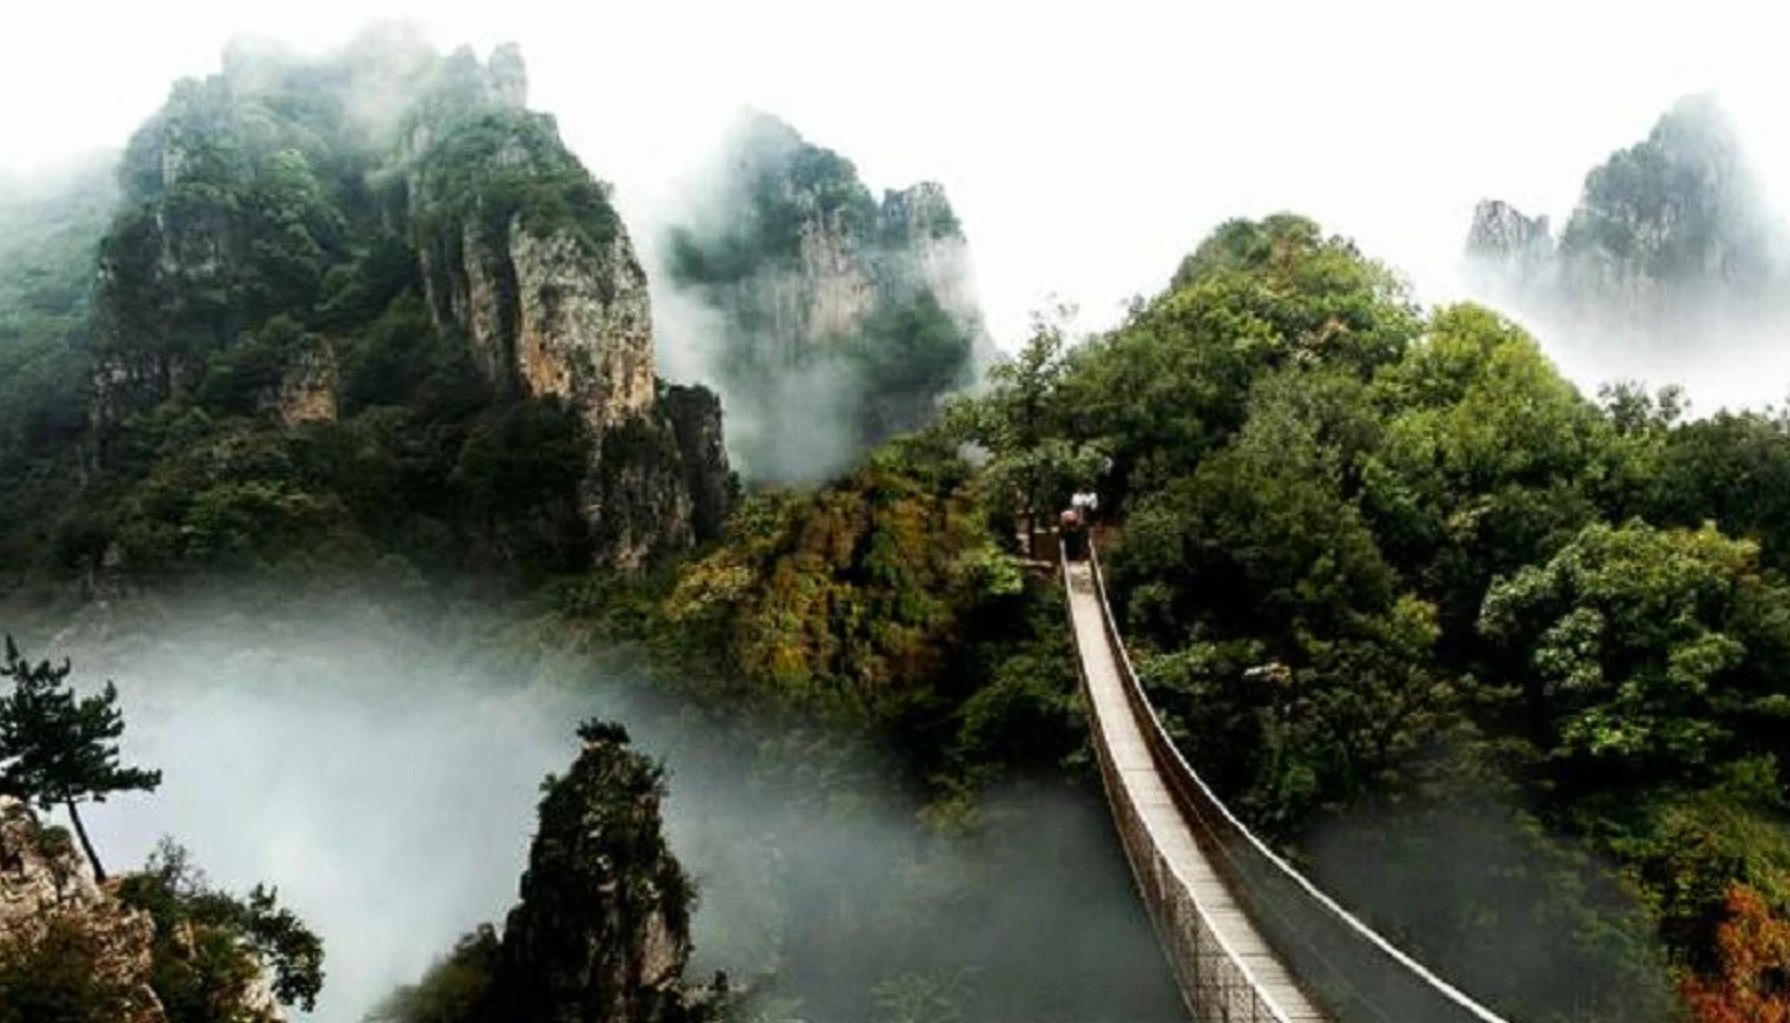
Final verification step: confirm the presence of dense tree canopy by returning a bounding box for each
[1481,521,1790,785]
[911,214,1790,1021]
[638,211,1790,1021]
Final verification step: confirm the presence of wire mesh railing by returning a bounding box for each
[1068,538,1515,1023]
[1075,598,1295,1022]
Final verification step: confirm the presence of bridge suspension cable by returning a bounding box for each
[1064,539,1515,1023]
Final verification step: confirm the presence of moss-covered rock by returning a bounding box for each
[491,720,712,1023]
[377,723,721,1023]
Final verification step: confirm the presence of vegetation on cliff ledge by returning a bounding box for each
[0,641,323,1023]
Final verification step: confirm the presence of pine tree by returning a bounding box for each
[0,635,161,881]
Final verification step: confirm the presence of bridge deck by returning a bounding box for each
[1066,559,1327,1023]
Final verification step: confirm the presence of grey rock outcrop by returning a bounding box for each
[0,797,166,1023]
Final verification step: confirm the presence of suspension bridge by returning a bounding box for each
[1064,539,1515,1023]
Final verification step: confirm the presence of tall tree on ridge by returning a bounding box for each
[0,635,161,881]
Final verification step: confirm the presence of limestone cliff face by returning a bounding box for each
[879,181,980,322]
[419,211,658,433]
[88,37,732,570]
[512,226,656,429]
[0,797,164,1022]
[92,63,348,428]
[677,116,979,353]
[772,214,878,347]
[664,112,983,481]
[270,335,339,426]
[406,74,730,566]
[1463,95,1790,331]
[489,722,715,1023]
[92,171,237,419]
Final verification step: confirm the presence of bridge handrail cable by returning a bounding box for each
[1081,537,1513,1023]
[1069,547,1297,1022]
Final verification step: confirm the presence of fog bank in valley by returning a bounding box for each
[60,610,595,1022]
[30,600,1179,1023]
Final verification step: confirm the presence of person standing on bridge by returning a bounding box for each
[1071,488,1101,556]
[1060,503,1087,561]
[1071,489,1099,527]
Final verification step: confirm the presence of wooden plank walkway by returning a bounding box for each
[1065,559,1329,1023]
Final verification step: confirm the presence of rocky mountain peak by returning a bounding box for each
[1463,93,1790,330]
[1466,199,1551,263]
[880,180,962,244]
[1464,199,1555,296]
[86,38,732,573]
[489,720,717,1023]
[487,43,529,110]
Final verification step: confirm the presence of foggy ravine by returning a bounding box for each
[647,266,875,483]
[36,601,1181,1023]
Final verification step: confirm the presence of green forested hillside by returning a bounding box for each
[656,215,1790,1022]
[0,159,118,578]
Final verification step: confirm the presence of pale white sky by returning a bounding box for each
[6,0,1790,348]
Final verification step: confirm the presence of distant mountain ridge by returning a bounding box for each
[1465,95,1790,333]
[662,111,985,481]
